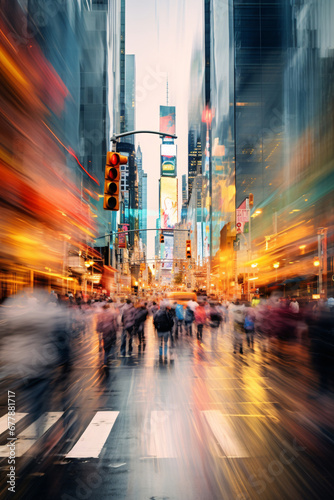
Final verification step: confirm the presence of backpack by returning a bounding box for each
[175,304,184,321]
[244,315,254,330]
[154,310,173,332]
[185,308,194,324]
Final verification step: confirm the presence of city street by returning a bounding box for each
[0,317,332,500]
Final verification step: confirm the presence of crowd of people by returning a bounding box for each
[0,289,333,393]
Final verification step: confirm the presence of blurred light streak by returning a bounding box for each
[42,122,100,186]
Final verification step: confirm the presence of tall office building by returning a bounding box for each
[124,55,136,145]
[181,174,188,221]
[188,130,202,201]
[80,1,110,236]
[120,0,126,134]
[117,142,138,247]
[182,174,187,205]
[233,0,287,209]
[137,145,147,251]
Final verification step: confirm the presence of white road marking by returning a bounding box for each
[148,411,177,458]
[0,413,28,435]
[203,410,250,458]
[66,411,119,459]
[0,412,63,457]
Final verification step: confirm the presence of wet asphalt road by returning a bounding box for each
[0,315,333,500]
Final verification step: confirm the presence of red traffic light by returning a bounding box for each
[107,152,128,166]
[110,153,119,165]
[103,151,127,211]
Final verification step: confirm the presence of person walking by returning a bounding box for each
[231,299,245,355]
[184,304,195,336]
[289,297,300,314]
[209,302,222,348]
[195,301,207,340]
[97,302,118,365]
[121,299,136,356]
[153,302,174,363]
[244,307,255,350]
[175,302,185,338]
[134,302,148,352]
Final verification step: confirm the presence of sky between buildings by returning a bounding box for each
[126,0,203,259]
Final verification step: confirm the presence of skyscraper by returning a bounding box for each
[137,145,147,250]
[188,129,202,201]
[181,174,188,221]
[120,0,126,134]
[124,55,136,145]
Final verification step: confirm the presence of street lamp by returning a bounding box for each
[314,258,320,294]
[273,262,279,281]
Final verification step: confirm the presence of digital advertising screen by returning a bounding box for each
[159,106,176,135]
[160,177,178,229]
[160,142,177,177]
[161,156,176,177]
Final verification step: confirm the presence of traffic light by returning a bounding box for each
[160,233,164,243]
[103,152,127,211]
[186,240,191,259]
[249,193,254,207]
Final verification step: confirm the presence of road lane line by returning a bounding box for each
[148,411,177,458]
[0,413,27,436]
[0,412,63,457]
[203,410,250,458]
[66,411,119,459]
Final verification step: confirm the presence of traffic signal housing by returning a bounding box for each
[160,233,164,244]
[103,152,127,211]
[186,240,191,259]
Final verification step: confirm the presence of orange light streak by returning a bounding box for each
[42,122,100,186]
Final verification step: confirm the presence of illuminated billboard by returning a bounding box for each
[161,143,177,157]
[160,106,176,135]
[160,142,177,177]
[160,177,178,229]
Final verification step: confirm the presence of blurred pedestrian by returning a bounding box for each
[0,290,61,445]
[289,297,300,314]
[97,302,118,365]
[209,302,222,348]
[134,302,148,352]
[195,301,207,340]
[121,299,136,356]
[185,304,195,336]
[307,301,334,393]
[153,302,174,363]
[255,297,270,352]
[170,302,177,346]
[231,299,245,355]
[244,307,255,350]
[175,302,185,338]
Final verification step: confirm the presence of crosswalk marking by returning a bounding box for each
[0,410,259,460]
[65,411,119,459]
[0,412,63,457]
[202,410,250,458]
[0,413,28,436]
[148,411,177,458]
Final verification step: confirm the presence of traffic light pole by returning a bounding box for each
[95,228,190,240]
[111,130,177,150]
